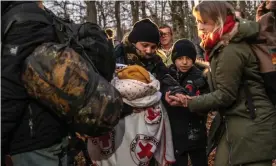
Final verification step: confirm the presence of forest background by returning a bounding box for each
[44,0,263,42]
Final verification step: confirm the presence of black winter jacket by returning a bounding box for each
[163,65,209,154]
[114,42,168,81]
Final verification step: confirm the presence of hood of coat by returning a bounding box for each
[231,19,260,43]
[209,19,259,59]
[219,19,259,45]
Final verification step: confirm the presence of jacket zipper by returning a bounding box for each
[225,119,233,166]
[28,105,35,138]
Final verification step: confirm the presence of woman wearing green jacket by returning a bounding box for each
[165,1,276,166]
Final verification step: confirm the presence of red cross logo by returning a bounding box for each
[146,108,160,121]
[130,134,158,165]
[185,84,193,93]
[137,142,153,159]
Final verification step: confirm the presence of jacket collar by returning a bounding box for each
[209,22,239,60]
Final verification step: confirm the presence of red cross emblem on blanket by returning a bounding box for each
[130,134,158,165]
[137,142,153,159]
[91,129,115,156]
[145,106,161,124]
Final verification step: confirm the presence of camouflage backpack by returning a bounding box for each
[2,2,123,137]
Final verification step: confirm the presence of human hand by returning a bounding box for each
[175,94,193,107]
[165,91,183,107]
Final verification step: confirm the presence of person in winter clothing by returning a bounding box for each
[165,2,276,166]
[163,39,209,166]
[255,0,276,105]
[115,18,168,81]
[2,2,122,166]
[156,24,174,66]
[88,65,175,166]
[2,2,68,166]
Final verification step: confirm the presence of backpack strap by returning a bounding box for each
[3,12,52,39]
[2,5,68,44]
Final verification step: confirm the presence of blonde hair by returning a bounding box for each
[193,1,235,37]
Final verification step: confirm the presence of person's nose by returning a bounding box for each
[182,57,187,64]
[145,47,152,54]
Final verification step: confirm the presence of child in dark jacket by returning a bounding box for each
[163,39,209,166]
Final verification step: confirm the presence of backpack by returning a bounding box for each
[2,2,123,137]
[250,9,276,105]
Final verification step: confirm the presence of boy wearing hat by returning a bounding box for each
[163,39,209,166]
[115,18,168,81]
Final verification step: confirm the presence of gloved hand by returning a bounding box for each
[168,85,187,96]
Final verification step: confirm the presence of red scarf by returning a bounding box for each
[201,15,236,61]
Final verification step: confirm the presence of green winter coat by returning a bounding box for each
[188,19,276,165]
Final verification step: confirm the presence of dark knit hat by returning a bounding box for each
[171,39,197,63]
[128,19,160,45]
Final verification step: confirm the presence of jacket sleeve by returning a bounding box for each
[155,57,169,81]
[261,71,276,105]
[198,76,210,95]
[188,47,244,113]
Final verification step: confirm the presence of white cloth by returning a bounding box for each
[111,73,161,107]
[87,73,175,166]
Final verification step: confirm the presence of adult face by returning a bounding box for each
[159,27,173,46]
[134,41,157,59]
[195,16,216,41]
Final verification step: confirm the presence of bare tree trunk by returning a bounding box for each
[180,1,186,38]
[63,1,69,19]
[97,1,107,28]
[169,1,185,39]
[169,1,177,37]
[130,1,139,25]
[86,1,97,23]
[239,1,247,17]
[115,1,123,41]
[160,1,167,25]
[190,0,197,40]
[155,1,158,17]
[79,2,85,23]
[141,1,147,19]
[147,1,159,25]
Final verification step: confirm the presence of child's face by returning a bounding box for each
[175,56,193,73]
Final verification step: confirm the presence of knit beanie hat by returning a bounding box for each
[171,39,197,63]
[128,19,160,45]
[117,65,151,84]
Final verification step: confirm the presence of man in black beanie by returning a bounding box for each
[163,39,209,166]
[114,19,171,166]
[115,18,168,81]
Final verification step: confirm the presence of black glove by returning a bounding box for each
[168,85,187,96]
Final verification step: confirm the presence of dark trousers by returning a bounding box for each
[11,137,68,166]
[173,148,208,166]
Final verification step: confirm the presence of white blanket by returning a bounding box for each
[87,73,175,166]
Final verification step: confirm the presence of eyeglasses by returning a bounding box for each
[160,32,171,37]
